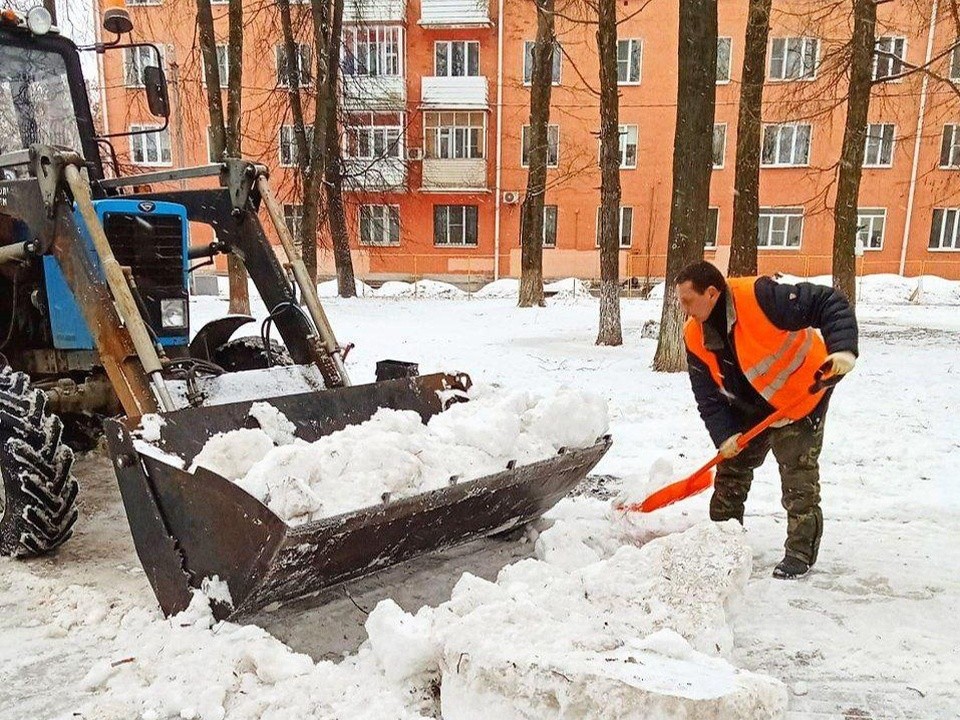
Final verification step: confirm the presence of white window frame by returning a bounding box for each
[618,125,638,169]
[523,40,562,85]
[276,43,313,87]
[201,45,229,88]
[434,205,479,246]
[863,123,895,168]
[595,206,634,248]
[705,207,720,248]
[617,39,642,85]
[434,40,480,77]
[346,123,403,160]
[129,124,172,167]
[283,204,304,243]
[856,208,885,251]
[873,36,907,82]
[279,125,313,167]
[424,112,486,160]
[758,208,804,249]
[521,124,559,167]
[521,205,558,248]
[929,208,960,250]
[939,124,960,168]
[717,37,732,84]
[360,205,401,246]
[761,123,812,167]
[713,123,727,169]
[769,37,819,81]
[343,26,403,77]
[124,45,164,88]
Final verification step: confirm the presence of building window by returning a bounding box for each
[873,36,906,81]
[758,208,803,248]
[434,205,478,246]
[705,207,719,248]
[343,27,402,77]
[124,46,163,88]
[279,125,312,166]
[521,205,558,248]
[435,41,479,77]
[939,124,960,168]
[717,37,732,83]
[345,114,403,159]
[769,37,818,80]
[861,123,895,167]
[951,42,960,81]
[201,45,229,87]
[284,204,304,240]
[761,123,811,166]
[617,39,642,84]
[521,125,559,167]
[595,206,633,248]
[856,208,885,251]
[523,41,561,85]
[713,123,727,168]
[129,125,172,166]
[424,112,485,159]
[360,205,400,246]
[618,125,638,168]
[930,208,960,250]
[276,43,312,87]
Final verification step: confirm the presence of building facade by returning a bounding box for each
[99,0,960,282]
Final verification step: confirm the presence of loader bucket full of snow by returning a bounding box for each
[104,373,611,620]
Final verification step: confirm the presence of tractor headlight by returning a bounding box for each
[160,298,187,328]
[26,6,52,35]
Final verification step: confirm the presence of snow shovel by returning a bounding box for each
[615,364,841,514]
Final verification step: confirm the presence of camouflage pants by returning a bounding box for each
[710,417,825,566]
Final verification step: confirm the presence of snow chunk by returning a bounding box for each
[366,599,438,683]
[200,576,233,611]
[190,428,276,480]
[249,402,299,446]
[137,413,166,442]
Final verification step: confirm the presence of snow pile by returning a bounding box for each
[474,278,520,298]
[189,387,609,524]
[548,277,594,305]
[375,280,467,299]
[316,278,373,297]
[364,517,788,719]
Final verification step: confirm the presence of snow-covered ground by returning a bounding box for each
[2,276,958,719]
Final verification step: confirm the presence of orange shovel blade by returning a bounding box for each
[637,467,716,513]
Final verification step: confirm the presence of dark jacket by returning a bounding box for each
[687,276,859,446]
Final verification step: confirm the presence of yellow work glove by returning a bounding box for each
[719,433,743,459]
[823,351,857,377]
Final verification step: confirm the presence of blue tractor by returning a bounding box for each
[0,4,609,620]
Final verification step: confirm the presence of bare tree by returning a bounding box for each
[323,0,357,297]
[728,0,771,277]
[595,0,622,345]
[653,0,717,371]
[518,0,556,308]
[196,0,249,313]
[832,0,877,304]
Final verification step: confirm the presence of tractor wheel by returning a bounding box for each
[212,337,293,373]
[0,366,79,557]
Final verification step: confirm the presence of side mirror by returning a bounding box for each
[143,65,170,118]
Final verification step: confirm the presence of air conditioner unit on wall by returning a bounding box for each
[502,191,520,204]
[406,147,423,161]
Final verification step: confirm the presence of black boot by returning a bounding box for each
[773,555,810,579]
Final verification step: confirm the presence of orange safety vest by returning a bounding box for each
[684,276,828,420]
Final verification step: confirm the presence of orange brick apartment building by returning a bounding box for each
[98,0,960,282]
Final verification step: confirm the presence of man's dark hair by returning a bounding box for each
[674,261,726,294]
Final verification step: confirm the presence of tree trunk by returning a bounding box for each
[323,0,357,298]
[196,0,225,157]
[833,0,876,305]
[729,0,770,277]
[225,0,249,313]
[653,0,717,371]
[518,0,555,308]
[596,0,622,346]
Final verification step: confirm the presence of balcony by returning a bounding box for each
[419,0,490,27]
[343,157,407,191]
[422,159,486,190]
[341,75,406,110]
[342,0,406,22]
[420,76,488,109]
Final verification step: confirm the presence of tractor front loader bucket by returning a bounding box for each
[104,372,611,620]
